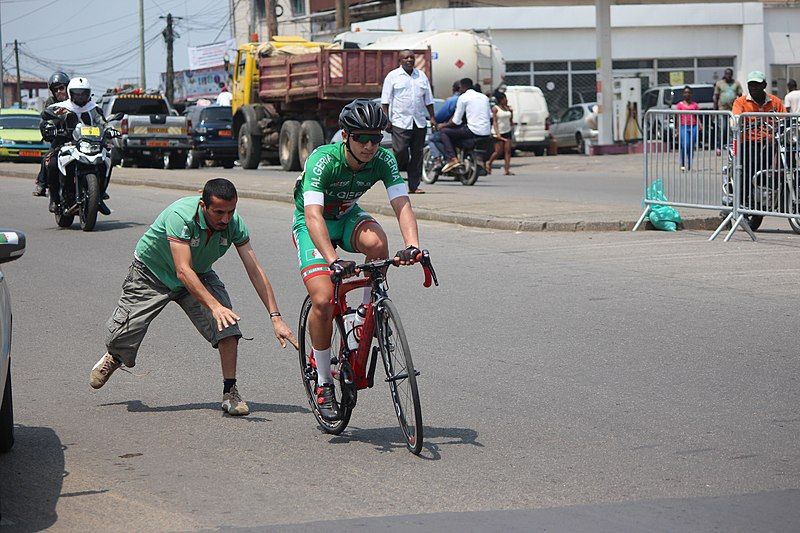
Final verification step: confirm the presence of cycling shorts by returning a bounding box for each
[292,207,376,283]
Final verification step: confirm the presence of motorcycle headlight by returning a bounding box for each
[78,140,101,155]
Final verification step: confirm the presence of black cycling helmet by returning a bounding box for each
[48,71,70,94]
[338,99,388,132]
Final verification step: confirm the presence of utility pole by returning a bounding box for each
[139,0,146,89]
[14,40,21,106]
[0,4,5,108]
[160,13,182,105]
[266,0,278,40]
[335,0,349,32]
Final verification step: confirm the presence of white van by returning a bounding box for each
[503,86,550,155]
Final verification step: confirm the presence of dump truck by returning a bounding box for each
[231,36,432,171]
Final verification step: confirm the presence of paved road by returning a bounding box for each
[1,178,798,531]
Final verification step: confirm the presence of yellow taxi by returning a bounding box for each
[0,108,49,162]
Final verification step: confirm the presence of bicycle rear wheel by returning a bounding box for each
[298,295,353,434]
[377,299,423,454]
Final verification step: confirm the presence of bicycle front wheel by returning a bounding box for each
[377,299,423,454]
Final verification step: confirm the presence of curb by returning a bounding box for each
[2,170,724,233]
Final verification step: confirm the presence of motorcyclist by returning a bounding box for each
[42,77,112,215]
[33,71,70,197]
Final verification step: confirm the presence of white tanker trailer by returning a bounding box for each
[335,30,506,99]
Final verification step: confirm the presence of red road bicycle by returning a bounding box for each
[298,251,438,454]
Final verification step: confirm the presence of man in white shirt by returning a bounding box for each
[381,50,437,193]
[784,79,800,112]
[216,84,233,106]
[438,78,492,173]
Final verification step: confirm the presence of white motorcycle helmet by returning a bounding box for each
[67,77,92,107]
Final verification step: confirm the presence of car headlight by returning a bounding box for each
[0,138,14,146]
[78,140,101,155]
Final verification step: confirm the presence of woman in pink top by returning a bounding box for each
[675,86,700,170]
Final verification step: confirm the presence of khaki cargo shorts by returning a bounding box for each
[105,259,242,367]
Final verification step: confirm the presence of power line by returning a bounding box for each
[2,0,59,25]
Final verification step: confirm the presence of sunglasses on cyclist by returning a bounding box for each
[350,133,383,145]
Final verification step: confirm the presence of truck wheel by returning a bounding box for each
[279,120,301,171]
[186,150,202,169]
[298,121,324,166]
[238,123,261,170]
[164,152,186,170]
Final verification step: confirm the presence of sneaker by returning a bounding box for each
[32,183,46,197]
[221,384,250,416]
[49,198,59,213]
[315,383,340,421]
[90,352,121,389]
[98,200,111,216]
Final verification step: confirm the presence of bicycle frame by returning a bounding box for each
[325,253,438,391]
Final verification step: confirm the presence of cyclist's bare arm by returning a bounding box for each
[390,196,420,249]
[170,240,240,331]
[304,204,340,264]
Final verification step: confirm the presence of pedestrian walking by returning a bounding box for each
[713,68,743,154]
[784,79,800,112]
[676,86,699,171]
[381,49,437,194]
[90,178,298,416]
[485,92,515,175]
[216,84,233,106]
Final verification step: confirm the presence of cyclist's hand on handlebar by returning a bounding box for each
[395,245,421,265]
[329,259,357,279]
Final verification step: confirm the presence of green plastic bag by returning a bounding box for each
[645,179,682,232]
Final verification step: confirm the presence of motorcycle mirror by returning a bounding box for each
[110,112,124,121]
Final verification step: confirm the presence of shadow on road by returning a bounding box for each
[0,425,65,531]
[100,399,309,415]
[328,425,482,459]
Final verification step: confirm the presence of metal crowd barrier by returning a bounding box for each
[724,112,800,240]
[634,109,800,241]
[633,109,735,239]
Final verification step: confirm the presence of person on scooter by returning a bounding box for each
[43,77,111,215]
[437,78,492,173]
[33,71,70,197]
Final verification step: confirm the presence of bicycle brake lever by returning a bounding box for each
[420,250,439,287]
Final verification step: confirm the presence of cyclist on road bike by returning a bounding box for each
[292,99,423,421]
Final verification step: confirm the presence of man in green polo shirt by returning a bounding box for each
[90,178,298,416]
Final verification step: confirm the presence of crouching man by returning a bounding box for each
[90,178,298,416]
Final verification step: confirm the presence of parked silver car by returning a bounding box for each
[549,103,598,153]
[1,229,26,452]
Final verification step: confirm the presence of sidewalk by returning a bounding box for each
[0,154,722,232]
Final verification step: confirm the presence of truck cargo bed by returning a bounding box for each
[257,48,431,102]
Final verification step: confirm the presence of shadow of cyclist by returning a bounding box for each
[327,425,482,460]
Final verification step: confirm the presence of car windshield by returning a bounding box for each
[665,87,714,105]
[110,98,170,115]
[0,116,41,129]
[201,107,231,122]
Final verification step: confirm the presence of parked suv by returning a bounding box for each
[642,84,715,141]
[1,229,26,453]
[185,105,237,169]
[642,84,715,113]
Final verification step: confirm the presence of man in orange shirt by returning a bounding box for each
[732,71,786,209]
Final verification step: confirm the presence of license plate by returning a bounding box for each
[19,150,41,157]
[80,126,100,136]
[218,130,232,137]
[146,140,169,147]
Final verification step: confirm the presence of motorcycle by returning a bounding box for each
[42,110,123,231]
[421,135,492,186]
[722,117,800,234]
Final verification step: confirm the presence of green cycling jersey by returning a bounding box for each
[293,142,407,220]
